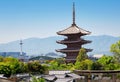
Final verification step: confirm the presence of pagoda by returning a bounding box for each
[56,3,92,63]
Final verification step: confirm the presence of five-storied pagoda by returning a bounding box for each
[56,3,92,63]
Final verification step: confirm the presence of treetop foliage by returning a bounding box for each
[76,48,88,62]
[110,40,120,62]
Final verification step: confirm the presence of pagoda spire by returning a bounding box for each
[72,2,76,26]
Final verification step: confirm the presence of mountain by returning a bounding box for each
[84,35,120,55]
[29,56,55,61]
[45,52,63,58]
[0,35,119,55]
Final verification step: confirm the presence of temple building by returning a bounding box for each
[56,3,92,62]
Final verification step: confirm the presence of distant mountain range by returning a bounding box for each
[0,35,119,56]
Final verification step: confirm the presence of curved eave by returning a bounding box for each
[57,24,91,36]
[86,49,93,52]
[65,59,76,61]
[56,49,79,53]
[56,40,92,44]
[57,31,91,36]
[56,48,92,53]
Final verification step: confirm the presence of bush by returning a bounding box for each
[28,61,47,74]
[0,57,27,77]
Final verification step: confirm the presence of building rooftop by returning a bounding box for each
[56,48,92,53]
[56,39,91,44]
[57,24,91,35]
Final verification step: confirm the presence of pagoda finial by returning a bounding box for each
[72,2,76,26]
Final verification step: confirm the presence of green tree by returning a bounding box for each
[48,60,59,70]
[18,62,28,73]
[48,58,66,70]
[75,59,93,70]
[0,57,28,77]
[76,48,88,62]
[0,57,20,77]
[91,62,103,70]
[97,55,115,70]
[67,63,75,71]
[74,48,92,70]
[0,56,3,62]
[110,40,120,62]
[0,64,12,77]
[28,61,47,74]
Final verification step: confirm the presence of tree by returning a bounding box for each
[74,48,91,70]
[48,58,66,70]
[48,60,59,70]
[28,61,43,74]
[75,59,93,70]
[91,62,103,70]
[110,40,120,62]
[0,57,23,77]
[27,61,48,74]
[0,64,12,77]
[0,57,29,77]
[76,48,88,62]
[97,55,115,70]
[0,56,3,62]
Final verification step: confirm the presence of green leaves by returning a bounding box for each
[110,40,120,62]
[97,55,116,70]
[27,61,48,74]
[0,57,25,77]
[75,59,93,70]
[76,48,88,62]
[0,56,3,62]
[0,56,48,77]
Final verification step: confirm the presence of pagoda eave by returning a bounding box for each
[65,59,76,61]
[56,40,92,44]
[56,48,92,53]
[86,49,93,52]
[56,49,79,53]
[57,32,91,36]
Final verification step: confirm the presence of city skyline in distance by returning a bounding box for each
[0,0,120,43]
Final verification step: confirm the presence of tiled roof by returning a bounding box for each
[57,25,91,35]
[56,49,80,53]
[56,48,92,53]
[56,39,92,44]
[43,75,56,81]
[67,73,81,79]
[49,71,71,75]
[55,78,73,82]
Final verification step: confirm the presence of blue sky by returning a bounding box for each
[0,0,120,43]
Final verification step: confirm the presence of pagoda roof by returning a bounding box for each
[56,48,92,53]
[56,39,92,44]
[56,48,79,53]
[57,24,91,35]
